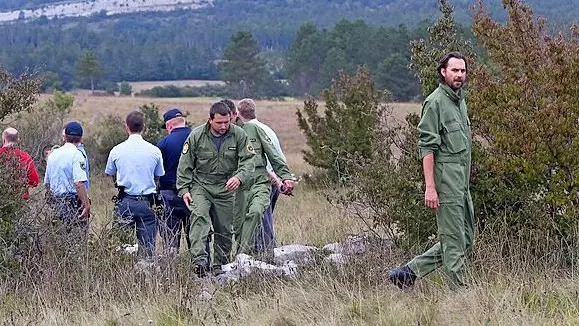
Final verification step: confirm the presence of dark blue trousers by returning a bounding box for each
[115,197,158,258]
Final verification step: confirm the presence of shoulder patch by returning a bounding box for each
[182,142,189,154]
[80,161,86,171]
[246,144,256,154]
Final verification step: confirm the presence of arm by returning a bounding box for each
[27,155,40,187]
[176,136,195,197]
[232,131,255,186]
[75,181,90,218]
[418,100,441,209]
[257,126,292,181]
[72,153,90,218]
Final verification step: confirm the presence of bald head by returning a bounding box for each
[2,127,19,145]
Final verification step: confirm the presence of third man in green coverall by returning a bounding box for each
[234,98,295,255]
[177,101,255,277]
[388,52,474,288]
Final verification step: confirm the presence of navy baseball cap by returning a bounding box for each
[64,121,83,137]
[162,108,183,128]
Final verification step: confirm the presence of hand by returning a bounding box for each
[424,186,439,209]
[78,205,90,219]
[226,176,241,192]
[270,175,281,186]
[281,179,295,194]
[182,192,192,209]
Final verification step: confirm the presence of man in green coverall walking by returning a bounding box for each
[234,98,295,256]
[177,101,255,277]
[388,52,474,288]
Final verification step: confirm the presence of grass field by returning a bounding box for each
[4,94,578,325]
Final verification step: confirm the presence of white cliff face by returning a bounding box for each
[0,0,213,23]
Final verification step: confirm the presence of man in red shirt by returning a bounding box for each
[0,127,39,199]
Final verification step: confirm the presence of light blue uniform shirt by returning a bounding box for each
[77,143,90,191]
[247,119,287,173]
[105,134,165,195]
[44,142,88,196]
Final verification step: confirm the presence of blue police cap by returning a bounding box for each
[163,108,183,122]
[64,121,83,137]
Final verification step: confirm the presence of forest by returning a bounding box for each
[0,0,575,99]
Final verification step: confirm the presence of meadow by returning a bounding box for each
[3,93,578,325]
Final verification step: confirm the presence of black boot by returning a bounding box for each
[388,265,417,289]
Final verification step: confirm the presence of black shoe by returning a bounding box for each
[194,263,210,278]
[212,265,224,276]
[388,265,417,289]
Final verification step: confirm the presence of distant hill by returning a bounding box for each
[0,0,211,23]
[0,0,575,93]
[0,0,577,26]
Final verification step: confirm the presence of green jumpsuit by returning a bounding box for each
[234,121,293,255]
[407,83,475,287]
[176,122,255,267]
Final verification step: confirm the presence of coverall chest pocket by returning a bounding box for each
[197,151,214,172]
[442,122,467,154]
[222,146,238,172]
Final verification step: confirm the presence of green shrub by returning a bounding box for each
[467,0,579,260]
[296,67,386,184]
[119,82,132,96]
[85,103,166,168]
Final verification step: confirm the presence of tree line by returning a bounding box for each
[0,0,574,100]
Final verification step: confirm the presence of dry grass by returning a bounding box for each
[7,94,577,325]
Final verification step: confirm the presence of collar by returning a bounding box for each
[63,142,78,149]
[172,126,190,133]
[128,134,143,140]
[439,83,466,103]
[233,116,244,126]
[247,118,259,124]
[2,143,16,148]
[204,122,232,138]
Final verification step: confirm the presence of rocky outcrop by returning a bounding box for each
[0,0,212,23]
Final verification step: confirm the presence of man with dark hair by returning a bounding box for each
[45,122,90,234]
[234,98,294,256]
[105,111,165,260]
[0,127,39,200]
[177,101,255,277]
[388,52,474,289]
[157,108,192,254]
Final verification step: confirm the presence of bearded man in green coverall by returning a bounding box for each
[234,98,295,256]
[177,101,255,277]
[388,52,474,288]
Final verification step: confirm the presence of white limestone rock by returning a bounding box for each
[274,244,318,265]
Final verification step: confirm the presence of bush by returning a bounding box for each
[119,82,132,96]
[83,114,126,169]
[136,84,230,98]
[85,103,166,168]
[296,67,386,184]
[467,0,579,260]
[15,91,74,167]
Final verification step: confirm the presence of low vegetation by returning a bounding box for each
[1,0,579,324]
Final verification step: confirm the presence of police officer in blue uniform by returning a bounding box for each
[157,108,192,254]
[44,121,91,234]
[105,111,165,259]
